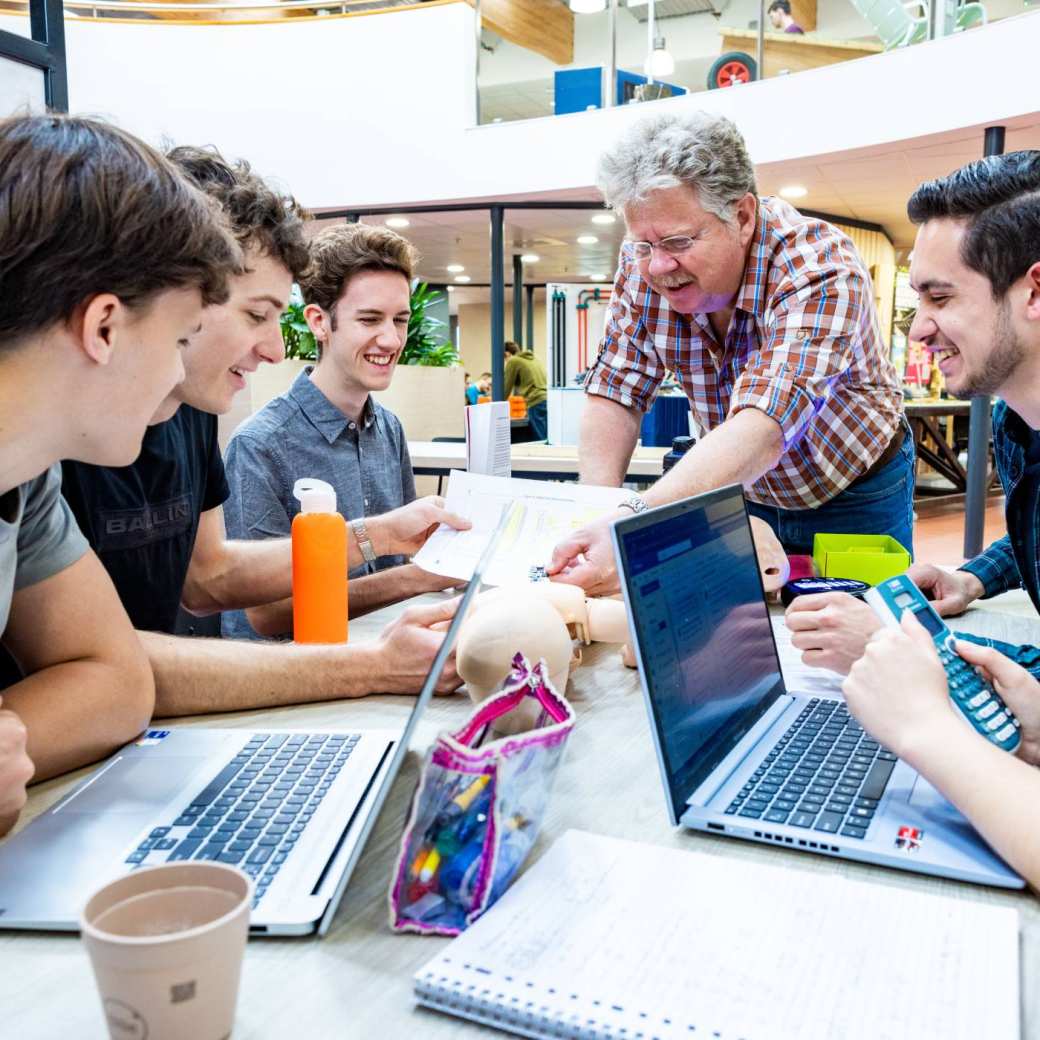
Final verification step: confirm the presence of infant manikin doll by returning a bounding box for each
[455,515,788,733]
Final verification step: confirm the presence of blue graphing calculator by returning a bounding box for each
[864,575,1022,753]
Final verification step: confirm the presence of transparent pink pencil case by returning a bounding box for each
[388,653,575,936]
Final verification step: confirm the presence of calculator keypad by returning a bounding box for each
[938,641,1021,752]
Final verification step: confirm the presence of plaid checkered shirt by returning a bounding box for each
[584,197,904,510]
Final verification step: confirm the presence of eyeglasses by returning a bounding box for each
[627,234,697,262]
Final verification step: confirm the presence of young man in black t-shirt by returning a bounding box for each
[61,148,469,717]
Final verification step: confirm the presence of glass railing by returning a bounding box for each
[1,0,1025,117]
[477,0,1029,124]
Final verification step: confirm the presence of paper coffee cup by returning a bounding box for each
[80,862,252,1040]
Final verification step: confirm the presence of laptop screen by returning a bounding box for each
[614,487,785,822]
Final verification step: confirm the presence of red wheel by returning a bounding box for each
[707,51,758,89]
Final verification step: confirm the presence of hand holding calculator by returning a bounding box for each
[864,575,1022,753]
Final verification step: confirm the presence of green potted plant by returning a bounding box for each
[280,284,318,361]
[401,282,460,367]
[374,282,464,439]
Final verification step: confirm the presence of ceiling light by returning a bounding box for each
[385,217,409,229]
[627,0,648,6]
[454,275,472,283]
[589,273,609,281]
[447,286,455,292]
[570,0,606,11]
[577,234,599,245]
[591,213,616,226]
[779,185,808,199]
[645,36,675,78]
[446,263,465,273]
[521,254,540,263]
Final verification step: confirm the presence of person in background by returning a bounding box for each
[549,110,907,596]
[465,372,479,406]
[786,152,1040,682]
[223,222,464,642]
[504,341,548,439]
[768,0,805,33]
[844,613,1040,889]
[0,114,240,823]
[59,148,466,719]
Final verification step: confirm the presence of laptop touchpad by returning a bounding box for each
[58,756,208,814]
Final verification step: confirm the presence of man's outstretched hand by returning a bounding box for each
[547,514,622,597]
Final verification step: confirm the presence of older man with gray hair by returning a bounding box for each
[549,110,909,595]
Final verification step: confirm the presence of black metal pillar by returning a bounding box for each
[963,125,1005,558]
[512,253,523,346]
[526,284,535,351]
[490,206,505,400]
[34,0,67,110]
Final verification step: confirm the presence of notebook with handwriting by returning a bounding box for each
[414,829,1019,1040]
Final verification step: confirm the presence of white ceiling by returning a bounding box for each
[310,114,1040,286]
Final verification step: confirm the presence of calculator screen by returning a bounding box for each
[913,605,945,637]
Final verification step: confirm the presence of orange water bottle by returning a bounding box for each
[291,478,348,643]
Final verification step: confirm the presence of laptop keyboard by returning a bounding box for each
[725,699,897,840]
[125,733,360,906]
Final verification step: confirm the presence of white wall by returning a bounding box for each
[1,54,46,115]
[63,3,475,209]
[52,4,1040,209]
[456,299,549,378]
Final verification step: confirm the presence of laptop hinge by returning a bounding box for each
[686,694,796,808]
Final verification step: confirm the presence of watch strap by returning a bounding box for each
[617,495,649,515]
[350,517,378,564]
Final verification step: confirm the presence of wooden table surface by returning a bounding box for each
[4,596,1038,1038]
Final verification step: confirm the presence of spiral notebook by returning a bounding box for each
[414,829,1019,1040]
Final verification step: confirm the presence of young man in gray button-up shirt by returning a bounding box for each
[223,223,458,640]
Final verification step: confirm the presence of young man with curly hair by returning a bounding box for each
[58,153,467,717]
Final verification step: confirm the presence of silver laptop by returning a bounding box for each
[612,485,1024,889]
[0,511,512,936]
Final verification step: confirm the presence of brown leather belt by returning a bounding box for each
[852,423,907,485]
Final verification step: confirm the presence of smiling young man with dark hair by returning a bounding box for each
[787,151,1040,679]
[0,114,240,828]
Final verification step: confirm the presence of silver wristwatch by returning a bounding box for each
[350,517,378,564]
[617,495,649,515]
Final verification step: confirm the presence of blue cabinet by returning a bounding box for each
[554,67,686,115]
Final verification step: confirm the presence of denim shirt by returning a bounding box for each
[957,400,1040,677]
[221,366,416,639]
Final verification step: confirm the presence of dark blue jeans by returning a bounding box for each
[746,429,916,558]
[527,400,548,441]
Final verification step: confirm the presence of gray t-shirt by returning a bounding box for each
[221,366,416,640]
[1,464,89,637]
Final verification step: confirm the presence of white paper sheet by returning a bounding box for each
[413,470,628,586]
[416,829,1020,1040]
[771,613,847,697]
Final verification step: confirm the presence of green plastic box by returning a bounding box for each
[811,533,911,586]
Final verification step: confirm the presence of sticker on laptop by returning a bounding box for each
[894,825,924,852]
[135,729,171,747]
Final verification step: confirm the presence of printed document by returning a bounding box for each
[414,470,628,586]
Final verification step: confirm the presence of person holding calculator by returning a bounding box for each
[844,612,1040,889]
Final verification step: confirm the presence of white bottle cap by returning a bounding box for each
[293,478,337,514]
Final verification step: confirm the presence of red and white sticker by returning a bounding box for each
[894,825,924,853]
